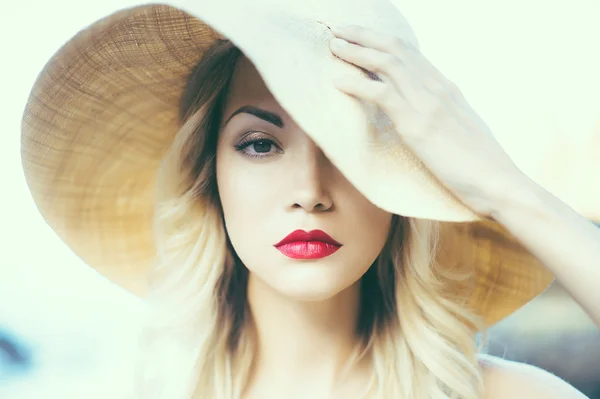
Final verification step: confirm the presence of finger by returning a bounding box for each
[330,37,402,78]
[330,37,421,105]
[332,74,410,117]
[330,26,456,101]
[330,25,415,58]
[333,74,439,143]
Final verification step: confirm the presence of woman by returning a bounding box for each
[20,1,599,398]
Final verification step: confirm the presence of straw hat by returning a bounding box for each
[21,0,571,327]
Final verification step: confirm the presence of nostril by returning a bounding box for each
[315,204,327,211]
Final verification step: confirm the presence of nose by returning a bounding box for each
[289,144,334,213]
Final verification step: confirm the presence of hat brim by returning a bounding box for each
[20,3,554,326]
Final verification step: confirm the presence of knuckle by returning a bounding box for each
[407,114,440,141]
[373,83,393,102]
[373,53,398,71]
[386,36,406,53]
[404,41,419,54]
[441,81,463,103]
[344,25,361,35]
[427,78,463,104]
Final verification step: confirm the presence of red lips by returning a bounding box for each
[274,229,342,259]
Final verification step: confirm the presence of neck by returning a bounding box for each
[243,273,365,396]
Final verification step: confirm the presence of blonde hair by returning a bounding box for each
[135,39,488,399]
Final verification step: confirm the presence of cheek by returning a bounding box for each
[217,158,253,235]
[344,199,394,269]
[216,153,279,258]
[364,206,394,245]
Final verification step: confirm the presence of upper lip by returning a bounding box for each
[274,229,342,247]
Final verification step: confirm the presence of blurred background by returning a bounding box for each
[1,0,598,398]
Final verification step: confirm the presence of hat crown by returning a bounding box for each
[20,0,555,323]
[174,0,419,48]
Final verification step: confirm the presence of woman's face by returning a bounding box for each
[216,57,393,301]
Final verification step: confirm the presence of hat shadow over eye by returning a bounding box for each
[18,0,565,330]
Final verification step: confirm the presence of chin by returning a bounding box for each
[279,286,344,302]
[271,266,361,302]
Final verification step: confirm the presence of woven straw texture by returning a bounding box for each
[21,1,557,326]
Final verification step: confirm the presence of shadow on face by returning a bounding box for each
[213,55,394,302]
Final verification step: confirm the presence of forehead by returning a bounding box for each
[222,56,281,116]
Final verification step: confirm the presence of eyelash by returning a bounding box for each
[234,132,283,159]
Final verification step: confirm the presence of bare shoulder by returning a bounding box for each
[478,353,590,399]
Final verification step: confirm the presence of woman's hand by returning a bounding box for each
[328,24,531,218]
[328,25,600,328]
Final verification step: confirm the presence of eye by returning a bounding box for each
[234,133,283,159]
[249,140,273,153]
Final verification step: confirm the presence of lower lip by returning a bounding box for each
[275,241,341,259]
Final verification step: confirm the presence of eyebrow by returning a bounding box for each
[223,105,284,128]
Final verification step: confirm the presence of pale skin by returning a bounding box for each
[217,56,387,399]
[214,25,598,399]
[327,24,600,329]
[331,26,600,399]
